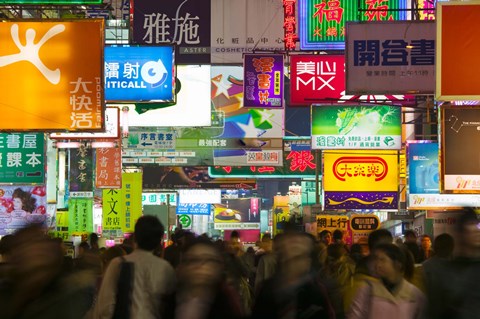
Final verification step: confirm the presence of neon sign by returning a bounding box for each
[332,156,388,182]
[283,0,298,50]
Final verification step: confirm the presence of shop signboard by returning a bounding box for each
[68,198,93,235]
[243,54,284,108]
[350,214,380,244]
[346,21,435,95]
[441,107,480,193]
[68,145,93,195]
[0,185,47,234]
[178,189,221,204]
[311,105,402,150]
[437,2,480,100]
[299,0,407,50]
[142,192,177,206]
[115,65,211,127]
[213,198,260,230]
[104,46,175,103]
[211,0,285,63]
[323,150,399,210]
[0,20,104,131]
[0,133,45,184]
[95,143,122,189]
[316,214,351,244]
[132,0,211,64]
[176,203,211,215]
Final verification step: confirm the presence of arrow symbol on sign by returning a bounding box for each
[327,196,394,206]
[141,142,153,147]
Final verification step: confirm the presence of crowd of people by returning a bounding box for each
[0,208,479,319]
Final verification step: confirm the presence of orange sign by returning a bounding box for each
[0,20,104,131]
[437,2,480,100]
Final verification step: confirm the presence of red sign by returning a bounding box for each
[283,0,298,50]
[290,55,345,105]
[332,156,388,182]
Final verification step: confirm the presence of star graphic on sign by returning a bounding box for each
[212,74,232,98]
[235,116,267,138]
[250,109,274,130]
[313,27,322,37]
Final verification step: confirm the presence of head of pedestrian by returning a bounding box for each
[134,215,165,252]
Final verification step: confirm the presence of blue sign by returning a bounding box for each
[176,203,211,215]
[408,142,439,194]
[104,46,175,102]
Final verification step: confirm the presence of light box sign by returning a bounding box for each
[0,185,47,235]
[418,0,436,20]
[178,189,221,204]
[113,65,211,127]
[132,0,211,64]
[243,54,284,108]
[104,46,175,102]
[311,105,401,150]
[299,0,407,50]
[289,55,415,105]
[323,150,398,210]
[214,198,260,230]
[408,140,480,207]
[441,107,480,193]
[176,203,211,215]
[0,133,45,184]
[346,21,435,95]
[436,2,480,101]
[0,20,104,131]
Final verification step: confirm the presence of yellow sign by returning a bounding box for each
[323,150,398,191]
[273,195,290,234]
[56,211,68,227]
[0,20,104,131]
[316,214,349,233]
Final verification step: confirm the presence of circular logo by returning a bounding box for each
[141,59,168,88]
[178,214,192,228]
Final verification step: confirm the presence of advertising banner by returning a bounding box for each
[211,0,285,63]
[437,2,480,100]
[214,198,260,230]
[114,65,211,127]
[323,150,398,210]
[316,214,351,243]
[408,142,439,195]
[441,107,480,193]
[142,192,177,206]
[50,107,119,140]
[243,54,284,108]
[178,189,221,204]
[68,146,93,194]
[102,172,142,235]
[0,20,104,131]
[299,0,407,50]
[176,203,211,215]
[0,185,47,234]
[68,198,93,235]
[0,133,45,184]
[132,0,211,64]
[346,21,435,95]
[95,143,122,189]
[350,214,380,243]
[104,46,175,102]
[312,105,402,150]
[273,195,290,234]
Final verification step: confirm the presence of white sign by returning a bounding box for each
[346,21,435,95]
[142,192,177,206]
[178,189,222,204]
[50,108,119,140]
[444,175,480,192]
[408,194,480,209]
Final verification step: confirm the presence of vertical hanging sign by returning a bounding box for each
[68,145,93,197]
[243,54,284,108]
[283,0,298,50]
[95,141,122,189]
[102,188,124,237]
[67,198,93,235]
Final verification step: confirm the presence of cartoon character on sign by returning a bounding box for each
[0,24,65,84]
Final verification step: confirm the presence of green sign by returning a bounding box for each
[178,214,192,229]
[311,105,401,150]
[299,0,407,50]
[0,133,45,184]
[0,0,102,4]
[68,198,93,235]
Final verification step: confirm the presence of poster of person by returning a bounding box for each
[0,185,47,234]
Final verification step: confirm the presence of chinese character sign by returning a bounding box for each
[316,215,350,243]
[323,150,398,209]
[95,143,122,189]
[0,133,45,184]
[67,198,93,235]
[132,0,211,64]
[102,188,123,233]
[176,203,211,215]
[243,54,284,108]
[299,0,407,50]
[311,105,401,150]
[0,185,47,234]
[418,0,436,20]
[290,55,345,105]
[104,46,175,102]
[0,20,104,131]
[346,21,435,95]
[350,214,379,243]
[284,0,298,50]
[68,145,93,192]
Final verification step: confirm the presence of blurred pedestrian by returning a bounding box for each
[418,235,433,263]
[347,243,426,319]
[403,230,421,264]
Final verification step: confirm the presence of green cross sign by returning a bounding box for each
[178,214,192,229]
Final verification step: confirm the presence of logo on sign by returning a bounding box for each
[0,24,65,84]
[332,156,388,182]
